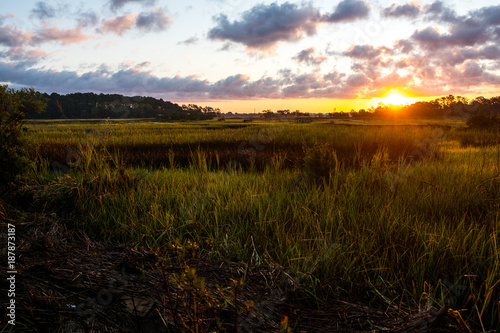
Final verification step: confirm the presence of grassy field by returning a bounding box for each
[24,118,500,331]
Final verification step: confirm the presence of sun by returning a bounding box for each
[372,88,416,107]
[383,92,413,105]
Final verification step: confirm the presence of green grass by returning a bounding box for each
[25,119,500,331]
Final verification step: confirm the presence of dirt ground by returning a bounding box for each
[1,191,465,333]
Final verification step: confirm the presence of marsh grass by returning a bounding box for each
[28,121,432,172]
[26,120,500,331]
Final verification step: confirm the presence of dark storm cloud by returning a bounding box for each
[31,2,56,20]
[383,3,420,18]
[208,2,321,50]
[322,0,370,23]
[108,0,157,12]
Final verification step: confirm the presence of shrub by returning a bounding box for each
[303,144,339,182]
[0,85,46,185]
[466,112,500,131]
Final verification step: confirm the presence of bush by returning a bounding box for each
[466,112,500,131]
[0,85,46,185]
[303,144,339,182]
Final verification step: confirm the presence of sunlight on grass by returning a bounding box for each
[26,119,500,331]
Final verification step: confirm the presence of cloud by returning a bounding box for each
[473,5,500,26]
[383,2,421,18]
[393,39,414,53]
[32,27,91,44]
[281,73,326,97]
[0,46,47,67]
[208,1,371,51]
[0,61,211,98]
[99,8,171,35]
[0,14,15,23]
[131,61,150,71]
[411,3,500,50]
[343,45,383,58]
[0,25,32,47]
[0,21,91,47]
[479,45,500,60]
[437,45,500,67]
[2,11,94,47]
[412,25,487,49]
[210,74,281,99]
[462,60,483,78]
[31,2,56,20]
[341,35,500,97]
[178,36,199,45]
[208,2,321,50]
[0,60,366,100]
[411,27,442,48]
[5,46,46,59]
[424,1,459,23]
[136,8,172,32]
[108,0,157,12]
[293,47,327,66]
[3,56,498,101]
[77,11,100,28]
[322,0,370,23]
[100,14,137,35]
[4,1,500,104]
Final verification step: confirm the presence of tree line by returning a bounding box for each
[23,91,500,123]
[340,95,500,119]
[27,92,221,120]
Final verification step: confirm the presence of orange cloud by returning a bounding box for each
[100,14,138,35]
[33,27,91,44]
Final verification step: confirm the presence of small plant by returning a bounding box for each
[279,315,292,333]
[217,278,254,332]
[170,266,217,333]
[157,241,254,332]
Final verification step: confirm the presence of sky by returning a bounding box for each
[1,0,499,113]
